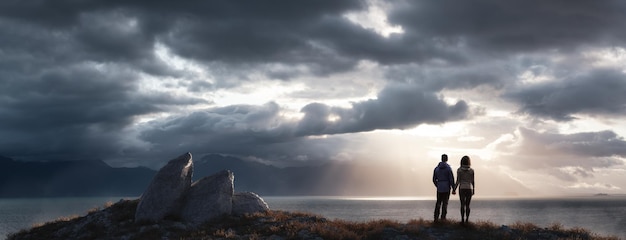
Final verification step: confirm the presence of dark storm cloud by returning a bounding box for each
[3,0,626,78]
[0,0,476,78]
[0,64,206,159]
[157,3,463,74]
[384,63,509,92]
[0,7,178,78]
[505,69,626,121]
[296,83,471,135]
[72,10,155,62]
[500,127,625,180]
[0,0,367,73]
[137,102,341,166]
[139,102,292,152]
[389,0,626,53]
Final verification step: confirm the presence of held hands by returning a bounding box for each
[451,189,475,195]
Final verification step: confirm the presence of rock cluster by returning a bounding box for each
[135,152,269,225]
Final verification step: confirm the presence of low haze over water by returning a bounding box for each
[1,196,625,239]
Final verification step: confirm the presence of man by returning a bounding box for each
[432,154,455,221]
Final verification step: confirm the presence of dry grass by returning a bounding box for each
[28,214,80,229]
[511,220,539,232]
[103,201,114,208]
[181,210,620,240]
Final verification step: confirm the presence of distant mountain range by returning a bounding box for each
[0,155,155,197]
[0,154,424,197]
[194,154,422,196]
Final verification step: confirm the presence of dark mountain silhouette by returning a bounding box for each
[195,154,423,196]
[0,156,155,197]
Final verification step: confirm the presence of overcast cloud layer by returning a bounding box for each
[1,0,625,194]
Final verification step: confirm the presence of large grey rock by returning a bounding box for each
[135,152,193,222]
[232,192,270,216]
[180,170,234,225]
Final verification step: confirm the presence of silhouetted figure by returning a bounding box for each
[432,154,455,221]
[454,155,475,224]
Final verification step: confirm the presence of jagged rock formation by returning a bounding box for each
[134,152,269,225]
[181,170,234,224]
[135,152,193,222]
[232,192,270,216]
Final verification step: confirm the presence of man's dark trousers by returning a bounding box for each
[434,191,451,221]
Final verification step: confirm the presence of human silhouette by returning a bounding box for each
[453,155,475,224]
[432,154,455,221]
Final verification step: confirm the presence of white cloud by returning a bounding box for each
[344,0,404,37]
[583,47,626,69]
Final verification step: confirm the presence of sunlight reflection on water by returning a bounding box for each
[339,196,432,201]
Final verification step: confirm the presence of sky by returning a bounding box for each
[1,0,626,196]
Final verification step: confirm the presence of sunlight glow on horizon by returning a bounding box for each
[404,123,467,138]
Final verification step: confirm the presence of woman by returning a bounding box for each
[454,156,475,224]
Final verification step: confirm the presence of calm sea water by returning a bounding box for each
[1,196,625,239]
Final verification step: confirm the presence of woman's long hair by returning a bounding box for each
[461,156,471,166]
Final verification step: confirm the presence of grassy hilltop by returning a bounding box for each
[8,199,619,240]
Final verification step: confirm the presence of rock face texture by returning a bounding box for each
[232,192,270,216]
[181,170,234,224]
[135,152,193,222]
[134,152,269,225]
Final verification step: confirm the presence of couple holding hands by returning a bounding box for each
[433,154,475,224]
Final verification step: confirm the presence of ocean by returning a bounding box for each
[1,196,625,239]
